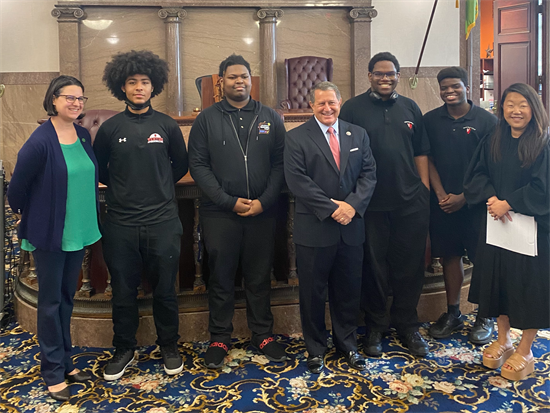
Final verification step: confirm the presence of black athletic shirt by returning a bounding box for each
[340,90,430,211]
[93,106,188,226]
[424,101,497,195]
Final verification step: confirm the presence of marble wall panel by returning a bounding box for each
[0,0,59,72]
[277,8,352,106]
[371,0,460,67]
[1,84,49,174]
[181,8,260,111]
[79,7,166,112]
[395,76,442,114]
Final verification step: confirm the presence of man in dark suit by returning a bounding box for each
[284,81,377,374]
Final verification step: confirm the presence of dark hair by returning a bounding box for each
[368,52,400,73]
[218,54,251,77]
[437,66,469,87]
[491,83,549,167]
[103,50,169,101]
[43,75,84,116]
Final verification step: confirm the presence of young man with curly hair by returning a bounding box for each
[94,50,188,380]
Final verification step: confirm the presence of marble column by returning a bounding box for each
[158,8,187,117]
[349,7,377,97]
[257,9,283,108]
[51,6,86,79]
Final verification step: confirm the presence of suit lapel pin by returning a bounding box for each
[346,131,351,136]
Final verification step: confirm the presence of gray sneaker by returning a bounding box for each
[160,342,183,375]
[104,348,135,381]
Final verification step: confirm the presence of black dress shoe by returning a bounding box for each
[429,312,463,338]
[306,355,324,374]
[469,316,494,345]
[48,386,70,401]
[363,331,383,357]
[399,331,429,357]
[65,371,92,383]
[341,350,366,371]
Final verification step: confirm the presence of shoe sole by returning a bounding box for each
[205,360,224,369]
[103,351,136,381]
[483,347,514,369]
[429,323,464,339]
[164,362,183,375]
[500,357,535,381]
[252,342,288,363]
[362,347,382,357]
[262,354,288,362]
[469,335,493,345]
[399,339,429,357]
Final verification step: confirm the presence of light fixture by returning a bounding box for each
[82,19,113,31]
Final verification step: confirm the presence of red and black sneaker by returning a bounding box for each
[254,336,288,362]
[204,341,229,369]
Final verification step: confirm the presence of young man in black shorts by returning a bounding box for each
[424,66,497,344]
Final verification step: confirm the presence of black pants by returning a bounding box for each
[33,248,85,386]
[102,217,182,349]
[201,215,275,343]
[362,188,429,334]
[296,241,363,356]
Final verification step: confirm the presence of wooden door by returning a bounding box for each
[493,0,538,101]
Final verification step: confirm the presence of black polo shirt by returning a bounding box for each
[424,101,497,195]
[340,90,430,211]
[221,98,256,149]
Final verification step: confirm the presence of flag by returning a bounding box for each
[465,0,479,39]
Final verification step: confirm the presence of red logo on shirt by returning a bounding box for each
[404,121,414,130]
[148,133,164,144]
[463,126,476,134]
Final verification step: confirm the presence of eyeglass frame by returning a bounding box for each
[370,71,399,80]
[56,94,89,104]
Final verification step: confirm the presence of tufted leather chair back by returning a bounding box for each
[38,109,119,144]
[281,56,334,110]
[74,110,119,144]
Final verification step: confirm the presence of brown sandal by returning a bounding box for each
[482,341,514,369]
[500,352,535,381]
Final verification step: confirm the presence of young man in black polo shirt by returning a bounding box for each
[94,51,189,380]
[340,52,431,357]
[188,54,287,369]
[425,67,497,344]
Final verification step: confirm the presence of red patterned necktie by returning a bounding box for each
[328,126,340,170]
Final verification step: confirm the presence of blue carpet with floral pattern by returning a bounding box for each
[0,313,549,413]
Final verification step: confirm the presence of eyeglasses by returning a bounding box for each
[371,71,398,80]
[57,94,89,104]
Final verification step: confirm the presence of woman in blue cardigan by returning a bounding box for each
[8,76,101,401]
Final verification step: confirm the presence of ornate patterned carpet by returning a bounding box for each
[0,314,548,413]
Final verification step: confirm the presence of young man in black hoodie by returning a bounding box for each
[94,50,188,380]
[188,54,287,368]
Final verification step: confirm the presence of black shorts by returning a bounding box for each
[429,199,482,262]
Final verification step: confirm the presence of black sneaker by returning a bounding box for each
[254,336,288,362]
[398,331,430,357]
[429,312,464,338]
[160,342,183,375]
[204,342,229,369]
[104,348,135,381]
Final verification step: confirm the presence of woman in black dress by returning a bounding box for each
[464,83,549,381]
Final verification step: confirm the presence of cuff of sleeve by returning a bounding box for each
[223,196,239,212]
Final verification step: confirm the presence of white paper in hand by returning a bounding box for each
[486,211,538,256]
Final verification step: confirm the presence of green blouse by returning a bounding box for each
[22,138,101,252]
